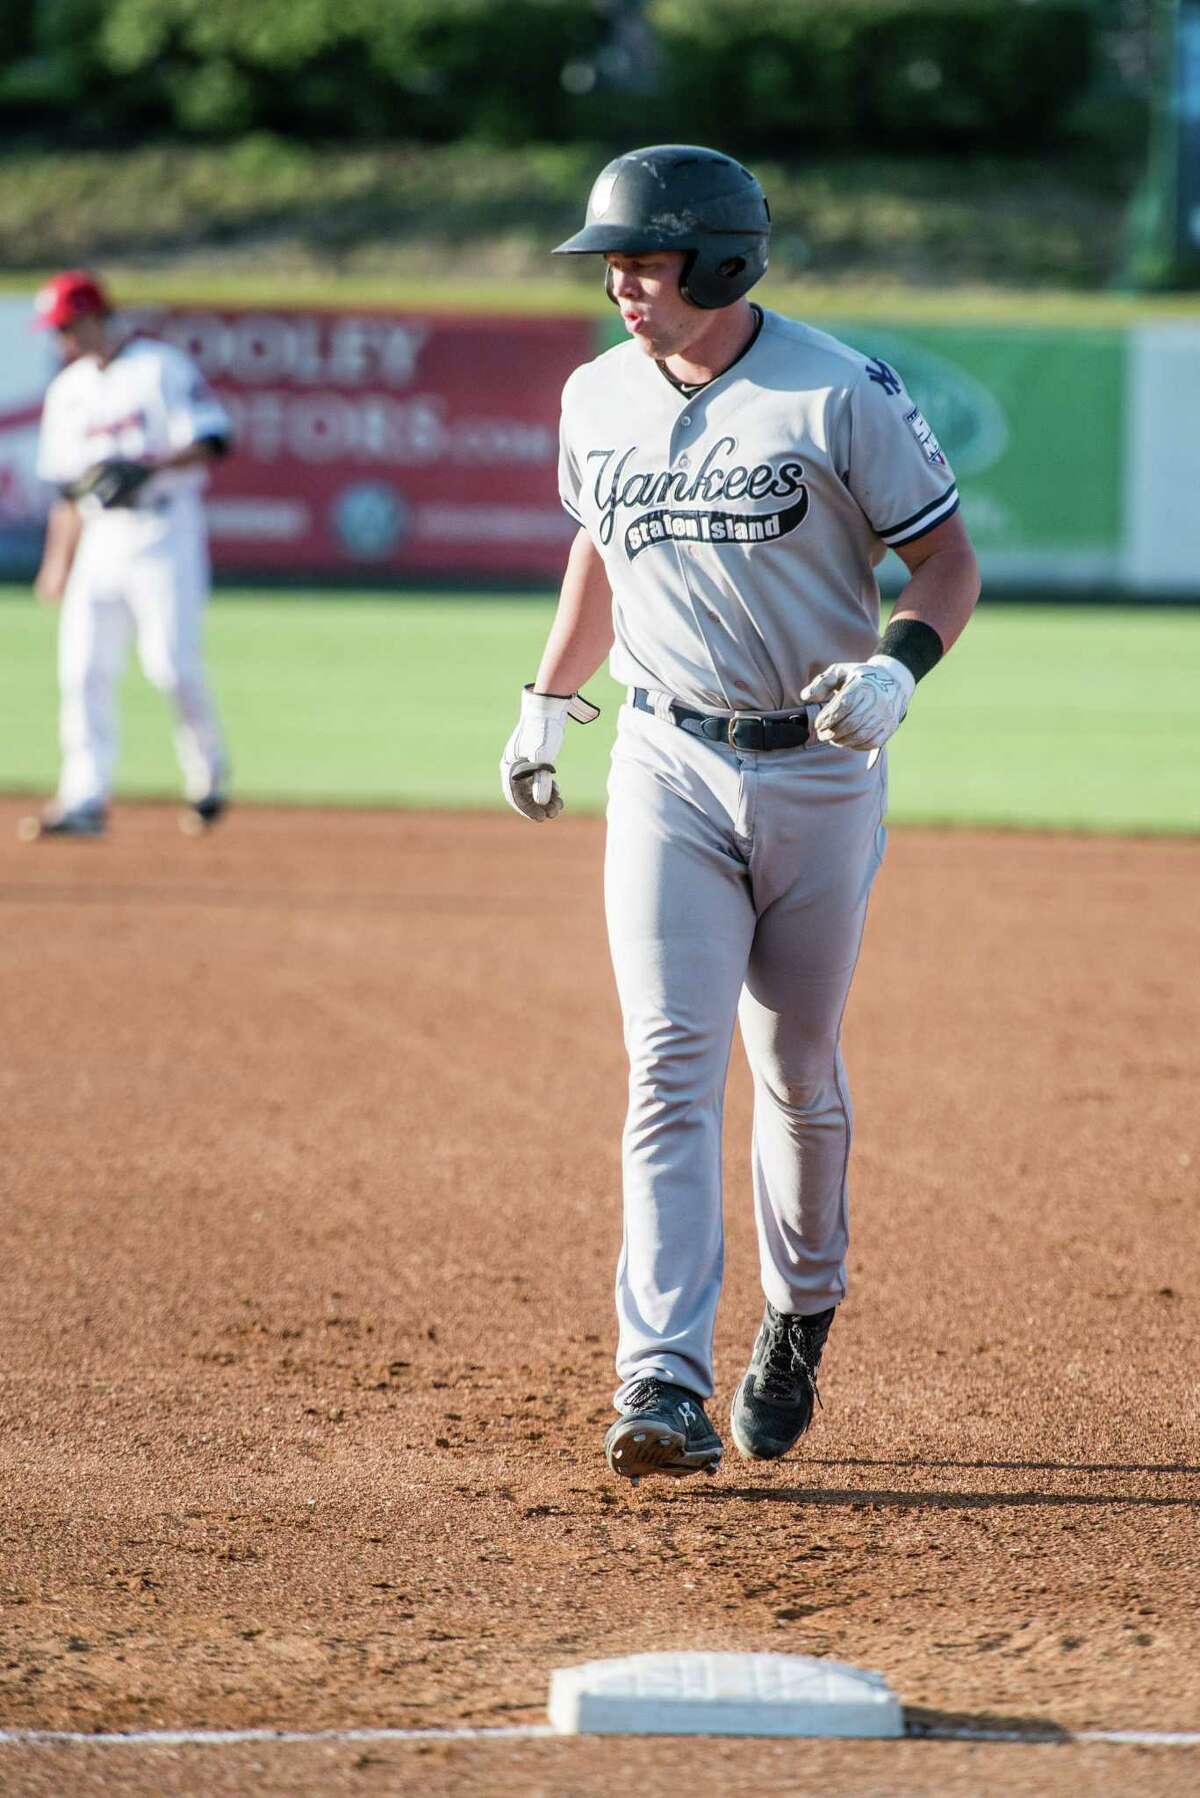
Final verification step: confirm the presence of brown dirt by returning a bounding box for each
[0,801,1197,1797]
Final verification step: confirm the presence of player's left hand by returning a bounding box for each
[68,458,153,510]
[801,654,915,753]
[500,685,600,822]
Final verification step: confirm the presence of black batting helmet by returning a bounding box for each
[552,144,770,310]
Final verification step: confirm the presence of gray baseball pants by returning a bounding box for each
[604,698,888,1408]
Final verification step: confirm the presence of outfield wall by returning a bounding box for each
[1,294,1197,597]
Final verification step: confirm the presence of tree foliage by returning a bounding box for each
[0,0,1101,151]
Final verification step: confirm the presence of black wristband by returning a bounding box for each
[877,617,944,684]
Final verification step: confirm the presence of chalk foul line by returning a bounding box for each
[0,1726,556,1746]
[1,1723,1199,1749]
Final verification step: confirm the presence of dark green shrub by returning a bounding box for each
[648,0,1096,154]
[0,0,36,67]
[91,0,607,141]
[0,0,108,120]
[0,0,1106,154]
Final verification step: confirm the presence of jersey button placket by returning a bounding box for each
[669,407,698,560]
[667,406,715,658]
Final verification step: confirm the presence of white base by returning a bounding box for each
[548,1651,904,1739]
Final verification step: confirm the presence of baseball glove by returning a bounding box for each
[66,458,153,509]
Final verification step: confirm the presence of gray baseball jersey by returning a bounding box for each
[558,307,958,711]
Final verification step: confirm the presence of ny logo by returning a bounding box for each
[866,357,902,396]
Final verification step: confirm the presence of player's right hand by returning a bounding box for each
[500,685,599,822]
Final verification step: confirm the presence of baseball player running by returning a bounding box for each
[501,146,980,1486]
[23,270,232,840]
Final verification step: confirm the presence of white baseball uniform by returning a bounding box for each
[36,336,231,812]
[558,307,958,1405]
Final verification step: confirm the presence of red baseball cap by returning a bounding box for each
[32,270,112,331]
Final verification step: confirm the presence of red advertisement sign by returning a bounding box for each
[129,305,593,580]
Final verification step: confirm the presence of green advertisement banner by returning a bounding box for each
[817,321,1125,560]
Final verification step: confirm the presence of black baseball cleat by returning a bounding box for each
[17,803,108,841]
[180,792,228,836]
[730,1302,836,1461]
[604,1378,723,1486]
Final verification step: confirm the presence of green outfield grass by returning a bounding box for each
[2,588,1197,834]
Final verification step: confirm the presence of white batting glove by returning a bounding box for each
[800,655,915,754]
[500,686,599,822]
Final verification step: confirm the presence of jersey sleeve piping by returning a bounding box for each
[875,483,959,548]
[560,495,583,524]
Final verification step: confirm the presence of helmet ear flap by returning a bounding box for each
[677,250,702,308]
[680,243,767,309]
[604,264,617,305]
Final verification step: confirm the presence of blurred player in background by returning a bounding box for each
[22,270,233,840]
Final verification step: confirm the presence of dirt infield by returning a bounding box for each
[1,801,1197,1796]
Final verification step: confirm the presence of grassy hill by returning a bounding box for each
[0,136,1142,296]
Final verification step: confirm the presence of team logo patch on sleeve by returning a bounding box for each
[865,357,902,396]
[903,404,946,466]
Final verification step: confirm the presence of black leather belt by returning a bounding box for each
[632,687,811,751]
